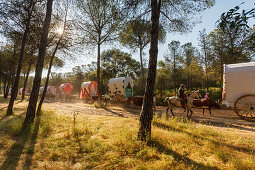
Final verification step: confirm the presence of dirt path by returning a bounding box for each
[44,101,140,118]
[1,99,254,134]
[42,101,255,134]
[157,106,255,133]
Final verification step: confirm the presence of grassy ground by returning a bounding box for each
[0,97,255,169]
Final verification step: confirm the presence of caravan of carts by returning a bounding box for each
[80,76,134,103]
[222,62,255,121]
[13,62,255,121]
[37,83,74,101]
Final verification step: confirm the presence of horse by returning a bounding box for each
[165,90,202,118]
[193,98,220,115]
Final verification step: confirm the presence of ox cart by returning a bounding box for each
[108,76,134,102]
[80,81,98,102]
[222,62,255,121]
[59,83,74,101]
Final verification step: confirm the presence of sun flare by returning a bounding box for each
[56,27,64,35]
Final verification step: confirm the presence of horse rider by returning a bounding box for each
[204,92,210,99]
[178,84,186,109]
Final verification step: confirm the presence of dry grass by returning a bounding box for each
[0,97,255,169]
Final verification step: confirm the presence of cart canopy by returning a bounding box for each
[59,83,73,96]
[47,86,57,96]
[80,81,98,99]
[108,76,134,98]
[223,62,255,106]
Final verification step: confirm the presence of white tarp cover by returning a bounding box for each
[223,62,255,106]
[47,86,57,96]
[39,87,45,95]
[19,88,23,95]
[108,76,134,98]
[81,81,97,97]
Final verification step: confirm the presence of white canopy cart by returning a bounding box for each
[108,76,134,102]
[222,62,255,120]
[80,81,97,100]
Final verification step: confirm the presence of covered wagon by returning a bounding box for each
[222,62,255,121]
[80,81,98,102]
[18,88,28,95]
[59,83,73,100]
[39,87,45,97]
[47,86,57,100]
[108,76,134,102]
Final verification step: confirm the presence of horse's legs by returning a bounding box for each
[186,107,189,117]
[187,106,193,118]
[189,110,193,118]
[170,109,174,117]
[209,108,211,115]
[203,109,205,115]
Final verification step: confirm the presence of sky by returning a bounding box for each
[51,0,255,75]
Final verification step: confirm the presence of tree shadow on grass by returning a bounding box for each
[148,139,219,170]
[102,108,126,117]
[0,124,32,169]
[153,121,255,155]
[0,115,40,170]
[0,112,26,131]
[190,118,255,133]
[23,115,40,169]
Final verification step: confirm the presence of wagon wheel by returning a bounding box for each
[234,95,255,121]
[113,94,124,103]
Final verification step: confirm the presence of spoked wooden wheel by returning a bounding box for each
[234,95,255,121]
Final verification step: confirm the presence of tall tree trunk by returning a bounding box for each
[3,74,10,98]
[0,54,2,95]
[138,0,161,141]
[173,49,176,93]
[160,77,163,98]
[203,43,209,92]
[139,46,144,81]
[3,78,7,97]
[4,71,12,98]
[37,38,61,114]
[21,59,33,101]
[97,41,102,102]
[6,1,34,115]
[24,0,53,124]
[187,71,190,90]
[220,49,223,91]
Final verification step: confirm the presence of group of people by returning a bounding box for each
[178,84,209,108]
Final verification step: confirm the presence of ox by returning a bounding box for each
[193,98,220,115]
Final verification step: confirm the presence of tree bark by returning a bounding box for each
[3,73,11,98]
[203,38,209,92]
[6,1,34,115]
[3,78,7,97]
[24,0,53,124]
[21,59,33,101]
[139,45,145,81]
[138,0,161,141]
[173,49,176,93]
[220,49,223,91]
[97,41,102,102]
[37,38,61,114]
